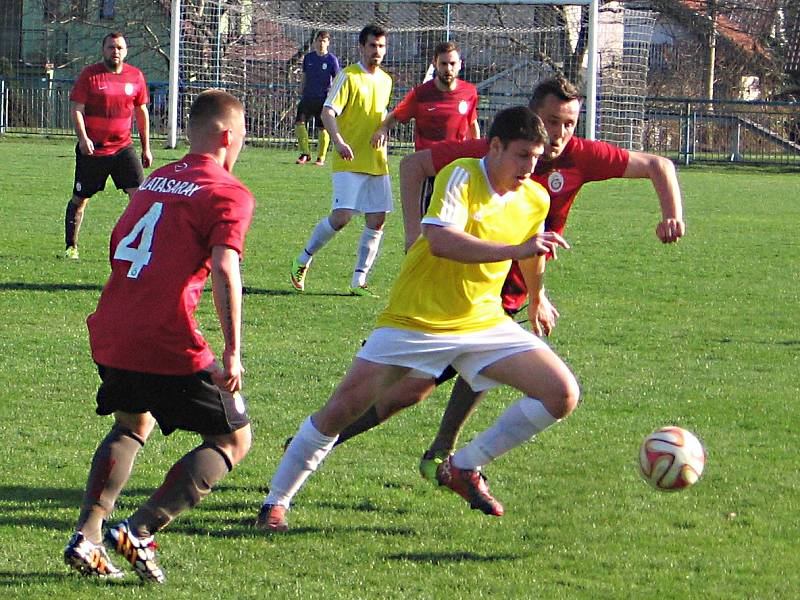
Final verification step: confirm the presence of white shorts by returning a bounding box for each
[356,320,549,392]
[331,172,393,214]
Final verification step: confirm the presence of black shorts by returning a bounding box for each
[435,365,458,386]
[73,144,144,198]
[295,98,325,124]
[95,365,250,436]
[419,176,436,216]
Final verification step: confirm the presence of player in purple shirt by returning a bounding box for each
[295,30,340,166]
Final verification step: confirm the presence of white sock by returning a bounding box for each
[452,397,558,471]
[351,227,384,287]
[299,217,337,265]
[264,416,338,508]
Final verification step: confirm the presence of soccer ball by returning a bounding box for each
[639,426,706,491]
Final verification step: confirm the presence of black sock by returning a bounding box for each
[65,201,82,247]
[335,406,381,446]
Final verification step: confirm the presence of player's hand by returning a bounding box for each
[656,218,685,244]
[212,350,243,392]
[518,231,570,259]
[141,148,153,169]
[336,141,354,161]
[79,138,95,155]
[529,292,559,337]
[371,127,389,149]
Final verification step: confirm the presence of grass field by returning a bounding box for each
[0,135,798,599]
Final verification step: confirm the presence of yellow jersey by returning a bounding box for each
[324,63,392,175]
[377,157,550,334]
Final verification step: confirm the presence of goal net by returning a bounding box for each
[173,0,654,150]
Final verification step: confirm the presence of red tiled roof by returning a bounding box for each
[676,0,770,57]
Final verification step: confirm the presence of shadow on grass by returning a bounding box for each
[0,282,104,292]
[0,571,142,588]
[386,551,524,564]
[173,520,417,539]
[243,286,356,298]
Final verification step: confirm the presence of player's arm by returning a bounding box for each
[320,105,353,161]
[468,119,480,140]
[371,110,400,148]
[211,245,244,392]
[518,255,559,337]
[623,151,685,244]
[134,103,153,168]
[70,101,93,155]
[399,149,437,251]
[424,224,569,263]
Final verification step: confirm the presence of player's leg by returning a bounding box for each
[65,146,108,258]
[452,347,579,472]
[434,324,578,516]
[292,207,356,291]
[316,127,330,165]
[436,348,578,516]
[335,374,436,445]
[294,100,311,163]
[292,172,361,291]
[260,358,409,528]
[351,210,385,294]
[65,366,156,578]
[110,145,145,202]
[64,195,89,259]
[418,375,488,480]
[351,174,392,294]
[105,369,252,583]
[311,102,330,165]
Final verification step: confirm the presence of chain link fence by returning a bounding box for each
[2,77,799,167]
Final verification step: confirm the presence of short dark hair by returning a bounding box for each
[433,41,460,60]
[189,89,244,132]
[359,24,387,46]
[315,30,330,41]
[529,75,582,110]
[102,32,125,47]
[488,106,547,147]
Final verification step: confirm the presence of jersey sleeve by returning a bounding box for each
[69,68,91,104]
[330,54,341,77]
[206,187,255,256]
[324,70,349,115]
[421,162,470,230]
[575,139,629,182]
[392,87,418,124]
[430,138,490,173]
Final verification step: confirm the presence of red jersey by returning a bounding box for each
[393,79,478,151]
[70,62,149,156]
[88,154,255,375]
[429,136,630,312]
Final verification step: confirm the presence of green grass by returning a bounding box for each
[0,135,798,599]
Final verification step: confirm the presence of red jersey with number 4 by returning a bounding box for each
[70,62,149,156]
[88,154,255,375]
[429,136,629,312]
[393,79,478,150]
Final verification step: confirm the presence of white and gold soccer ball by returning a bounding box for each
[639,426,706,491]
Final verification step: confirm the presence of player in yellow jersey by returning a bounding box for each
[289,24,393,297]
[257,107,578,530]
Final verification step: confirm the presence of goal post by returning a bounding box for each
[167,0,654,150]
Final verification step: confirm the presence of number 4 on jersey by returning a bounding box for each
[113,202,164,278]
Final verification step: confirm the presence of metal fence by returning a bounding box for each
[2,78,799,167]
[644,97,800,166]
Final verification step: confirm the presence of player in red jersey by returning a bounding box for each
[372,40,479,152]
[64,90,254,582]
[324,76,685,506]
[63,32,152,260]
